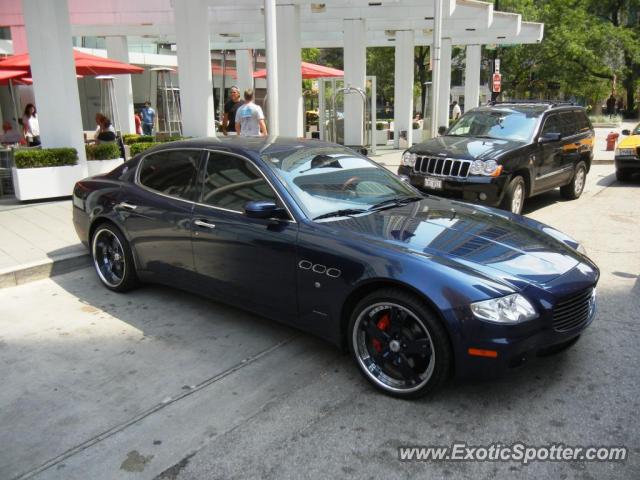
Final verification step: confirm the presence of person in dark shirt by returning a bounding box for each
[222,86,244,135]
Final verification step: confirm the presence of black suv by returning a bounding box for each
[398,102,594,214]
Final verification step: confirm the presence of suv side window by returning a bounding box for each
[575,111,591,133]
[541,114,562,136]
[138,150,201,201]
[559,112,579,137]
[200,152,279,212]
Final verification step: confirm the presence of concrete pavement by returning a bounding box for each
[0,165,638,479]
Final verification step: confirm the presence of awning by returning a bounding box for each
[253,61,343,79]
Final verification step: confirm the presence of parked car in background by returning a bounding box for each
[73,137,598,398]
[398,102,595,214]
[615,123,640,181]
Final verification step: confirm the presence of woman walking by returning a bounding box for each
[22,104,40,147]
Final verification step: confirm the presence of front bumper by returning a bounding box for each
[615,155,640,172]
[398,165,509,206]
[447,269,598,379]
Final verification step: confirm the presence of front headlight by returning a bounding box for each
[470,294,538,324]
[468,159,503,176]
[402,151,417,167]
[615,148,636,157]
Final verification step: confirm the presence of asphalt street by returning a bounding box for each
[0,165,638,480]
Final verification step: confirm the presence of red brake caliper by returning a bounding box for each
[372,314,390,353]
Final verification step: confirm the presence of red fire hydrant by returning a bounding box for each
[606,132,619,151]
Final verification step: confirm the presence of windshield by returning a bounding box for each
[447,109,539,142]
[262,145,419,220]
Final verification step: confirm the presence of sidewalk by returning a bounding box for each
[0,200,88,288]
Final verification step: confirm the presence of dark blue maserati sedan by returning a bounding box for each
[73,137,599,398]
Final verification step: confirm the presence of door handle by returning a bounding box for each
[194,219,216,229]
[117,202,137,211]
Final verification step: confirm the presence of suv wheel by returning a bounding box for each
[560,161,587,200]
[501,176,526,215]
[616,169,632,182]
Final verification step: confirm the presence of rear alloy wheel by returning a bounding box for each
[501,176,526,215]
[615,169,632,182]
[348,289,451,398]
[91,224,138,292]
[560,162,587,200]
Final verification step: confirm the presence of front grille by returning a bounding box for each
[552,288,594,332]
[413,156,471,178]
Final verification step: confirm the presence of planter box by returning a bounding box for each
[375,129,390,145]
[412,129,424,145]
[87,158,124,176]
[12,164,85,201]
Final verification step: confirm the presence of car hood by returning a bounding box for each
[409,135,526,161]
[617,135,640,149]
[328,197,583,289]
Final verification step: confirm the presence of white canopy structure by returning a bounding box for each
[0,0,543,171]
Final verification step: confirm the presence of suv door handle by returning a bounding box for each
[194,219,216,229]
[117,202,137,211]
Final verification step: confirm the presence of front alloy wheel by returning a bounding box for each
[349,289,451,398]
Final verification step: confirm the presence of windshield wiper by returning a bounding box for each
[474,135,500,140]
[313,208,367,220]
[368,196,423,211]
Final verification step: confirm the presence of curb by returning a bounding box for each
[0,251,91,289]
[592,159,614,165]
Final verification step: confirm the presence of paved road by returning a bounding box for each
[0,166,638,480]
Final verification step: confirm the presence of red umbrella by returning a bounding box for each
[0,69,31,85]
[0,49,144,75]
[253,61,344,79]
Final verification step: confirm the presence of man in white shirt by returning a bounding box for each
[235,89,268,137]
[451,101,462,121]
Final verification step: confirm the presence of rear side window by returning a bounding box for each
[574,111,591,133]
[200,152,278,212]
[138,150,201,201]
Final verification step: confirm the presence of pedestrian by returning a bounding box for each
[606,94,616,119]
[451,101,462,121]
[235,89,267,137]
[22,103,40,147]
[134,112,142,135]
[94,113,117,143]
[140,101,156,136]
[222,86,244,136]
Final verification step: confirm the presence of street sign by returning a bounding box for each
[494,59,501,73]
[492,73,502,93]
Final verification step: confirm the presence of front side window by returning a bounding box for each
[200,152,278,212]
[138,150,200,200]
[447,109,539,142]
[541,114,562,136]
[262,145,419,220]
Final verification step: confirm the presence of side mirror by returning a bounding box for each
[539,132,562,143]
[622,129,631,136]
[244,200,286,219]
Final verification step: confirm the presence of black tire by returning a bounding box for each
[615,169,631,182]
[501,176,526,215]
[348,288,452,399]
[560,161,587,200]
[90,222,138,292]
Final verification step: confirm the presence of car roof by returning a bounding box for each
[147,136,340,158]
[474,103,586,115]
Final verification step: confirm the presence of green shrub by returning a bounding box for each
[85,143,120,160]
[130,142,159,156]
[123,134,155,145]
[412,122,421,130]
[376,122,388,131]
[14,147,78,169]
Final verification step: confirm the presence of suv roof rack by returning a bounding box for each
[487,100,577,108]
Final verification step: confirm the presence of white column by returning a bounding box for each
[23,0,86,169]
[343,18,366,146]
[105,36,135,134]
[394,30,415,148]
[437,38,452,129]
[429,0,443,138]
[264,0,279,136]
[235,49,254,93]
[173,0,215,137]
[464,44,481,111]
[276,3,302,137]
